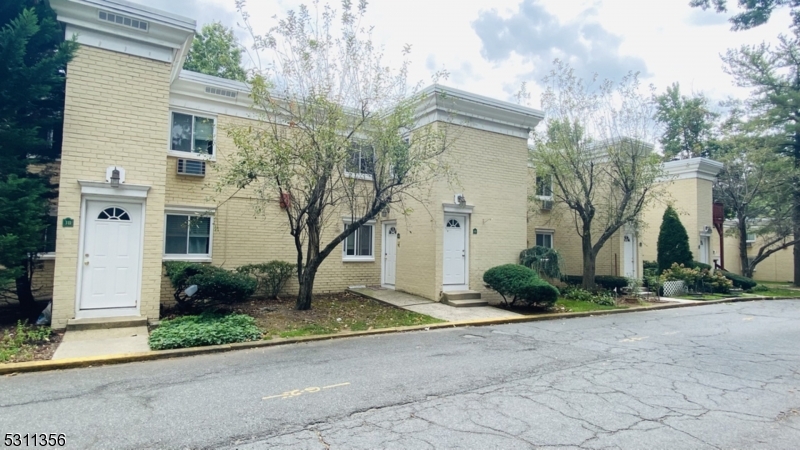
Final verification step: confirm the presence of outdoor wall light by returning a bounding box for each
[110,168,120,188]
[457,194,467,206]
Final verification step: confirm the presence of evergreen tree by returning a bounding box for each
[0,1,76,317]
[657,206,694,273]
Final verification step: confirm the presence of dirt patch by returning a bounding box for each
[161,291,443,338]
[0,323,63,364]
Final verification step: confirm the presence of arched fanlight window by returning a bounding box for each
[389,227,397,235]
[98,207,130,221]
[446,219,461,228]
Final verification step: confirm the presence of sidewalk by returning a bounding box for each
[52,326,150,360]
[349,287,523,321]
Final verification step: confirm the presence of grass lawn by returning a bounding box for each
[744,288,800,298]
[227,291,444,339]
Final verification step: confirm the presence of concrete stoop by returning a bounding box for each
[442,291,487,307]
[66,316,148,331]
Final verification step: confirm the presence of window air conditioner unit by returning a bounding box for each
[177,159,206,177]
[540,200,554,211]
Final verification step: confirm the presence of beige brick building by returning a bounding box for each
[45,0,544,328]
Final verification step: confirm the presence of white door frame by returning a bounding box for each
[381,221,397,289]
[442,213,470,292]
[74,181,149,319]
[699,234,711,265]
[623,232,637,279]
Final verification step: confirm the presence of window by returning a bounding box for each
[346,144,374,177]
[536,175,553,198]
[536,232,553,248]
[343,222,374,261]
[170,112,215,156]
[164,214,212,257]
[42,215,57,254]
[746,232,756,243]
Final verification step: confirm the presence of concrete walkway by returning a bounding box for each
[349,287,523,321]
[52,326,150,360]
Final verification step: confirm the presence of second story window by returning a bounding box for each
[171,112,215,156]
[346,144,374,178]
[535,175,553,198]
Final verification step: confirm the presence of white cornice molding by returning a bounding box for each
[661,157,723,182]
[52,0,194,67]
[170,71,258,120]
[78,180,150,198]
[415,84,544,138]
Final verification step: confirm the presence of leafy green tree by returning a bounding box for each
[657,206,694,273]
[654,83,718,160]
[0,0,76,316]
[723,33,800,285]
[183,22,247,81]
[218,1,452,310]
[531,60,664,291]
[690,0,800,31]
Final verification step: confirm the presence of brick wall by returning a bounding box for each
[51,46,170,329]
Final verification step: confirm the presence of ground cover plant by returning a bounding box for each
[0,320,58,362]
[148,312,263,350]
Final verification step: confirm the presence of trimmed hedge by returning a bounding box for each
[720,271,757,290]
[687,261,712,271]
[563,275,628,291]
[149,313,263,350]
[164,261,257,310]
[483,264,559,308]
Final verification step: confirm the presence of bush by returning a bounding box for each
[706,271,732,294]
[149,312,263,350]
[643,260,659,271]
[720,271,757,290]
[483,264,559,308]
[657,206,693,273]
[563,286,594,303]
[519,246,564,279]
[164,261,257,310]
[687,261,712,271]
[660,263,733,294]
[751,284,770,292]
[236,261,295,299]
[563,275,628,291]
[660,263,701,286]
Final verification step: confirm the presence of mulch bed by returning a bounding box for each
[0,323,63,364]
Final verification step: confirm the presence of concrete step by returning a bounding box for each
[66,316,148,331]
[442,290,482,301]
[444,298,489,307]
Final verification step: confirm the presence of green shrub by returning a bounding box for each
[751,284,770,292]
[563,275,628,291]
[661,263,733,294]
[657,206,693,273]
[643,260,659,271]
[705,271,732,294]
[236,261,296,299]
[720,271,757,290]
[592,292,616,306]
[483,264,559,307]
[660,263,701,286]
[519,246,564,279]
[163,261,257,310]
[563,287,594,303]
[148,312,263,350]
[687,261,712,271]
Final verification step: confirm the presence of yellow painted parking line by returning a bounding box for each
[263,382,350,400]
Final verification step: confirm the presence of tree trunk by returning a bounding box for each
[581,231,596,291]
[794,131,800,287]
[15,274,38,320]
[737,216,752,278]
[296,260,319,310]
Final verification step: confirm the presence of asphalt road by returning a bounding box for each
[2,300,800,449]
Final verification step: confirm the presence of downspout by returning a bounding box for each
[713,201,725,270]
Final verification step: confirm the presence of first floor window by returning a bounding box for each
[43,215,57,253]
[165,214,211,255]
[535,232,553,248]
[343,223,373,260]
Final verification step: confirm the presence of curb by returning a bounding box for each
[1,295,795,376]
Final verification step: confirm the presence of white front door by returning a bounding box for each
[623,233,636,278]
[383,224,397,286]
[443,214,467,287]
[699,235,710,264]
[80,201,142,310]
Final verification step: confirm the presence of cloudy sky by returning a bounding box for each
[132,0,792,107]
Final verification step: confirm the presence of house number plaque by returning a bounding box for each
[62,217,74,228]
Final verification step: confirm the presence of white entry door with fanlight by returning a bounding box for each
[443,214,468,290]
[382,223,397,287]
[623,233,637,278]
[79,201,143,313]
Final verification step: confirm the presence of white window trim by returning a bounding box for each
[342,219,376,262]
[162,209,215,262]
[344,145,375,180]
[168,109,217,161]
[535,230,554,248]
